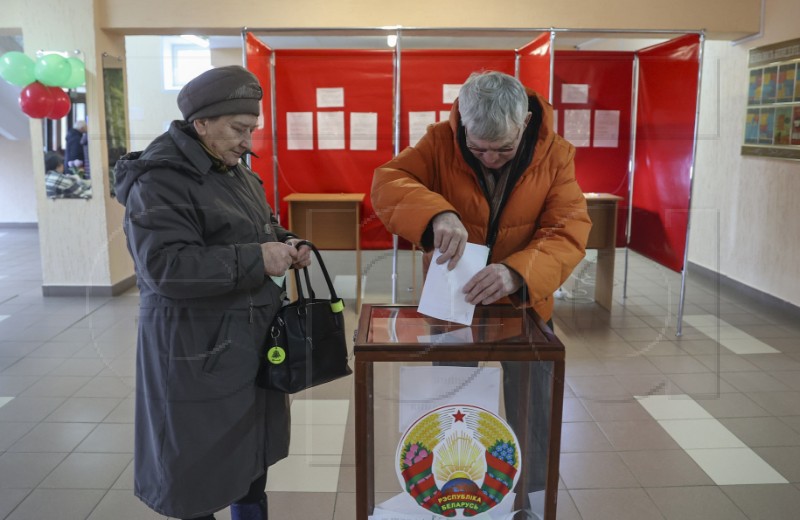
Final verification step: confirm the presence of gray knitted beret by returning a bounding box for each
[177,65,263,122]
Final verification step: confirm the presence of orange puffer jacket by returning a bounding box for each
[372,89,591,322]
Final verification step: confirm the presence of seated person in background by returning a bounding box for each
[44,152,91,199]
[68,159,87,180]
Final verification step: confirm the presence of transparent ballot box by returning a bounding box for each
[354,305,566,520]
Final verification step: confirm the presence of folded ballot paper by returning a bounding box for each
[417,243,490,326]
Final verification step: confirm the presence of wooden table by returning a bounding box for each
[584,193,623,311]
[354,304,566,520]
[284,193,365,309]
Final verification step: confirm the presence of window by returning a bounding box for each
[162,36,212,90]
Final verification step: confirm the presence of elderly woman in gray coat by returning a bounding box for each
[115,66,310,520]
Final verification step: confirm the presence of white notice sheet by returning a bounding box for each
[442,83,462,104]
[417,242,490,325]
[316,87,344,108]
[564,109,591,147]
[593,110,620,148]
[286,112,313,150]
[317,111,345,150]
[408,111,436,147]
[350,112,378,150]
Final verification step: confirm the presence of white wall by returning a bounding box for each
[690,0,800,307]
[125,36,242,152]
[0,137,37,223]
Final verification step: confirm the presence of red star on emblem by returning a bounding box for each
[453,409,466,422]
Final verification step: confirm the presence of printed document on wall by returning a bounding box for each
[561,83,589,104]
[350,112,378,151]
[408,111,436,147]
[286,112,313,150]
[594,110,620,148]
[316,87,344,108]
[317,111,345,150]
[564,109,591,147]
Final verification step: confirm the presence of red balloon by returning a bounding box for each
[46,87,71,119]
[19,81,54,118]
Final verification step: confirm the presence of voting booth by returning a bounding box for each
[243,27,703,321]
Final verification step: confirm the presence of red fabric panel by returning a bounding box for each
[273,49,395,249]
[630,35,700,272]
[553,51,634,247]
[245,33,275,207]
[517,33,552,101]
[400,50,515,149]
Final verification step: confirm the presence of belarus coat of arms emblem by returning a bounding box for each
[395,404,521,517]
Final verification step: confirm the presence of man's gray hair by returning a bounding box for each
[458,71,528,141]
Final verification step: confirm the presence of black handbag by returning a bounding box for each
[257,240,352,393]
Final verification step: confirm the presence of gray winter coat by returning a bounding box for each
[115,121,291,518]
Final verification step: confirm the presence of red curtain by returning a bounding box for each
[630,35,700,272]
[517,33,552,101]
[245,33,275,207]
[273,49,395,249]
[553,50,635,246]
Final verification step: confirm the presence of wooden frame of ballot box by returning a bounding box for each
[353,304,566,520]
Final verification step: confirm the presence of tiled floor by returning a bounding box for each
[1,227,800,519]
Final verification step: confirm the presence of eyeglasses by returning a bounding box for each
[465,127,522,156]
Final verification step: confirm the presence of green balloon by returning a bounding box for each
[34,54,71,87]
[0,51,36,86]
[62,57,85,88]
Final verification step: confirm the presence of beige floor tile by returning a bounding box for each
[562,397,593,422]
[720,417,800,447]
[567,375,630,398]
[8,421,95,453]
[752,447,800,482]
[266,455,343,493]
[570,488,664,520]
[769,371,800,391]
[0,452,67,488]
[669,373,738,395]
[5,488,105,520]
[266,491,337,520]
[0,489,31,519]
[721,484,800,520]
[87,489,170,519]
[646,485,748,520]
[619,449,715,487]
[597,420,681,451]
[581,397,653,422]
[44,396,122,423]
[75,423,134,453]
[39,452,132,489]
[560,422,614,452]
[747,391,800,416]
[0,422,36,451]
[559,452,639,489]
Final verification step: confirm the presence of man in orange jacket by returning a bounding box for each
[372,70,591,516]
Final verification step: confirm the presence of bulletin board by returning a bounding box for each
[741,37,800,160]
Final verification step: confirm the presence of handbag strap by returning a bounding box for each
[291,240,345,313]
